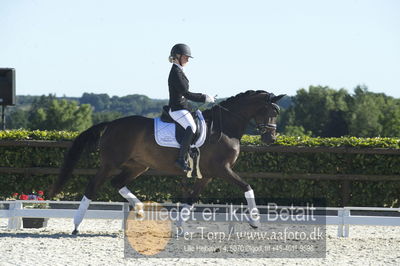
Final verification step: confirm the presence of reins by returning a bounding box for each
[155,96,275,136]
[210,102,262,135]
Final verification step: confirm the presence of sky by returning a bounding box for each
[1,0,399,99]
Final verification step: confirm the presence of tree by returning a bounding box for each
[380,98,400,137]
[80,93,111,112]
[28,94,57,130]
[6,108,29,129]
[282,86,350,137]
[9,88,399,137]
[347,86,384,137]
[28,95,92,131]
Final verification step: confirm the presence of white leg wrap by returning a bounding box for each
[119,186,141,206]
[175,203,193,228]
[245,189,260,227]
[245,189,257,209]
[74,196,91,229]
[245,189,255,199]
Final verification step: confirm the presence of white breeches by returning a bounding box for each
[169,109,197,133]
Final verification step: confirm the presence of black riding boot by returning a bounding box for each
[175,127,194,172]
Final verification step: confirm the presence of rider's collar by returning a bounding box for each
[173,63,184,71]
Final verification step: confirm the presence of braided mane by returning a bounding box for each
[218,90,268,108]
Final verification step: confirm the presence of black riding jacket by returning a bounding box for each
[168,64,206,111]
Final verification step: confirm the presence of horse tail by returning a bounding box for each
[49,122,109,198]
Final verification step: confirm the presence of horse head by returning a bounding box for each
[213,90,286,144]
[253,93,285,144]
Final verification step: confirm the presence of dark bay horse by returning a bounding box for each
[50,90,285,234]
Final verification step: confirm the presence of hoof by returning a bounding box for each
[136,210,144,218]
[249,222,259,229]
[72,229,79,235]
[135,203,145,218]
[248,216,260,229]
[248,208,260,229]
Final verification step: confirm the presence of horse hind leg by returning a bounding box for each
[110,162,149,216]
[72,165,113,235]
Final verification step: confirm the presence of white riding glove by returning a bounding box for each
[205,94,215,103]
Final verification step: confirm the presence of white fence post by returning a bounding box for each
[122,203,129,231]
[8,201,22,230]
[337,209,344,237]
[343,209,351,237]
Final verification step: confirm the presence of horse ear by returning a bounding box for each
[271,94,286,103]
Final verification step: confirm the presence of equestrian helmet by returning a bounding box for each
[170,43,193,58]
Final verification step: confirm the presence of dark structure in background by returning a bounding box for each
[0,68,16,130]
[0,68,15,130]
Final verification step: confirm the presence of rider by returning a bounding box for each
[168,43,215,172]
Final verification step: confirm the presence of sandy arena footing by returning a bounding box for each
[1,218,400,265]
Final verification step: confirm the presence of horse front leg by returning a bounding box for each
[244,188,260,228]
[217,166,261,228]
[187,177,213,204]
[174,177,212,234]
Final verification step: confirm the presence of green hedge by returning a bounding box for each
[0,130,399,207]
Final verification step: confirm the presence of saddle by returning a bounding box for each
[160,106,202,144]
[154,106,207,179]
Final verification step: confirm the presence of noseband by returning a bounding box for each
[256,103,280,134]
[256,122,277,134]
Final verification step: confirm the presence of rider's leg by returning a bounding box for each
[175,127,194,172]
[168,109,197,133]
[168,109,197,172]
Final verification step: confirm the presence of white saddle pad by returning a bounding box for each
[154,110,207,148]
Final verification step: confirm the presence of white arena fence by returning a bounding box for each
[1,200,400,238]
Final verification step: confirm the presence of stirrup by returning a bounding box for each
[175,158,192,172]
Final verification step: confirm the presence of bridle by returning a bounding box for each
[255,103,280,134]
[212,102,280,135]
